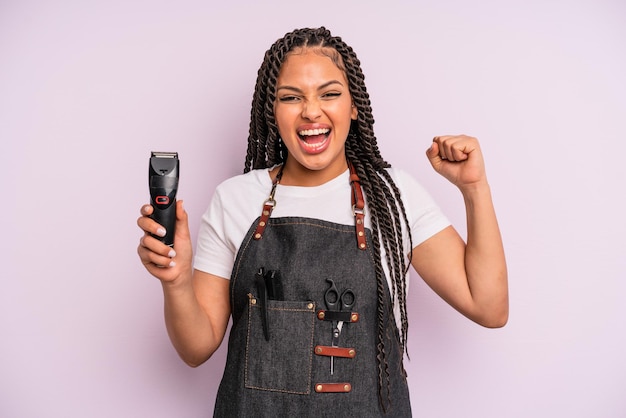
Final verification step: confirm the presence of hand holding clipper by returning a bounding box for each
[149,152,179,247]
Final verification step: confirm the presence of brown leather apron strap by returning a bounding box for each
[253,166,283,240]
[348,163,367,250]
[254,163,367,250]
[314,383,352,393]
[314,345,356,358]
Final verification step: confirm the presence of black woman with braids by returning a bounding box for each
[137,27,508,417]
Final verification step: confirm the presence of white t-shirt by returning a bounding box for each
[194,167,450,294]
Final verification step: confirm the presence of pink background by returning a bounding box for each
[2,1,625,416]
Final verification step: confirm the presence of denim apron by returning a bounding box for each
[213,170,412,417]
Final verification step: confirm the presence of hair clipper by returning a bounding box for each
[149,151,179,246]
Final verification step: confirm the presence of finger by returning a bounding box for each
[140,204,153,216]
[138,235,177,267]
[137,214,167,237]
[449,135,478,161]
[173,200,191,243]
[434,135,473,162]
[432,136,449,160]
[176,200,189,230]
[449,142,470,162]
[426,140,441,161]
[141,234,177,257]
[426,141,446,172]
[138,248,176,270]
[137,203,167,236]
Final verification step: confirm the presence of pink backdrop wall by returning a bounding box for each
[2,0,625,416]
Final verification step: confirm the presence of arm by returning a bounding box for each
[137,201,231,366]
[411,135,508,328]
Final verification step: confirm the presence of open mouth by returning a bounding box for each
[297,128,331,154]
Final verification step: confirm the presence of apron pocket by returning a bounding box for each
[245,295,316,394]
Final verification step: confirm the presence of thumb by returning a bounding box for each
[174,200,191,240]
[426,141,443,169]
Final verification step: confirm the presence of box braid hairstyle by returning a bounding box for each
[243,27,413,412]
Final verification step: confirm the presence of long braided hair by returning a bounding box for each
[243,27,413,411]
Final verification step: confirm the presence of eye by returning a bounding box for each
[321,91,342,100]
[278,95,301,103]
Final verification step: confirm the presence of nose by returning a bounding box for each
[301,99,322,120]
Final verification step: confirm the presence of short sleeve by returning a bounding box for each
[193,188,235,279]
[392,169,451,249]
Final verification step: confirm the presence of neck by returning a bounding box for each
[278,159,348,187]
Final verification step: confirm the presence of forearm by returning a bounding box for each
[161,276,223,367]
[461,181,509,327]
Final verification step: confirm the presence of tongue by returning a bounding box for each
[302,134,326,144]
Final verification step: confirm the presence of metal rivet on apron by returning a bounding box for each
[259,221,266,227]
[359,243,366,249]
[307,302,314,310]
[263,210,270,216]
[351,313,359,322]
[317,311,325,320]
[254,233,261,239]
[343,384,351,392]
[315,347,323,354]
[316,384,323,392]
[251,298,257,305]
[356,218,363,225]
[349,349,355,357]
[358,231,364,237]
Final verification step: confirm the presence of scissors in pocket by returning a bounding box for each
[324,278,356,374]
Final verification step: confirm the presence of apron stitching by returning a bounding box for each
[243,296,315,395]
[231,232,256,310]
[244,295,253,388]
[272,221,361,233]
[307,301,316,394]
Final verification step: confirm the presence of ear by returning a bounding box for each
[351,104,358,120]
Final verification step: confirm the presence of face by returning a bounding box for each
[274,47,358,186]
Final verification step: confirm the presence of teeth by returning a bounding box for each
[298,128,330,137]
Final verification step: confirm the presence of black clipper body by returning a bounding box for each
[149,152,179,246]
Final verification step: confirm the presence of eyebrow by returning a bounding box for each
[276,80,345,93]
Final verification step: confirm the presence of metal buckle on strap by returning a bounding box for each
[351,204,364,217]
[253,167,283,240]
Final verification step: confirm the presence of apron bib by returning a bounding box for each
[213,171,412,417]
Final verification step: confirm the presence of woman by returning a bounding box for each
[137,27,508,417]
